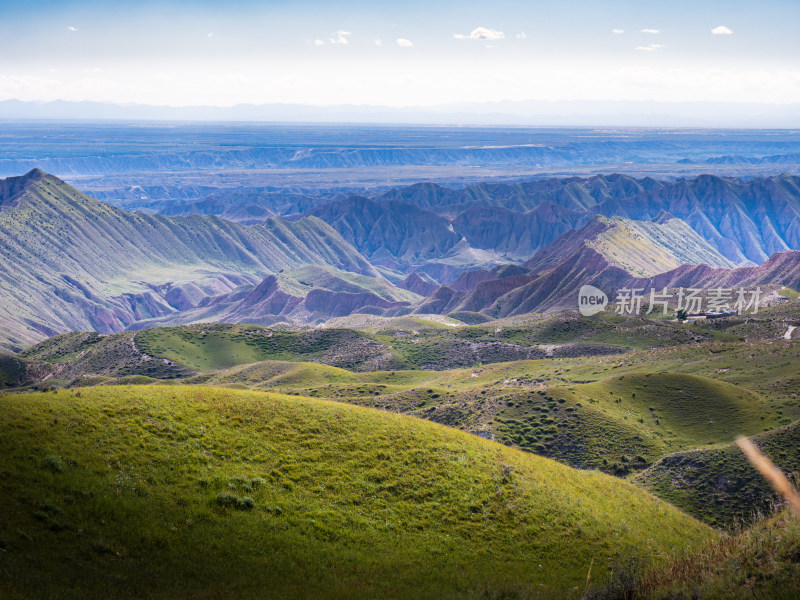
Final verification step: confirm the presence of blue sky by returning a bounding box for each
[0,0,797,106]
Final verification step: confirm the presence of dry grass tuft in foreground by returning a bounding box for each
[736,436,800,517]
[641,510,800,600]
[583,435,800,599]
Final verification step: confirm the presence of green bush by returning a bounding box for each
[215,492,255,510]
[42,454,63,473]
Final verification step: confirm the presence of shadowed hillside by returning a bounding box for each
[635,421,800,528]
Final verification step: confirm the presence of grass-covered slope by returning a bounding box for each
[17,323,399,376]
[634,421,800,528]
[11,323,790,482]
[0,354,31,387]
[372,311,734,370]
[186,358,783,477]
[0,386,713,600]
[15,331,192,381]
[491,372,771,474]
[0,169,374,351]
[134,324,397,372]
[13,310,734,386]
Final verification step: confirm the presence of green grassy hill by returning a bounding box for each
[17,324,400,376]
[18,312,720,381]
[196,362,774,477]
[0,386,713,600]
[186,358,786,476]
[488,372,772,475]
[634,421,800,528]
[135,324,398,372]
[10,302,769,384]
[10,321,800,535]
[11,322,792,480]
[0,354,30,387]
[17,331,192,381]
[374,311,734,369]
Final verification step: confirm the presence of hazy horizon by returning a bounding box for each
[0,0,798,115]
[2,98,800,128]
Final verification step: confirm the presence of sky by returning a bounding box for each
[0,0,798,108]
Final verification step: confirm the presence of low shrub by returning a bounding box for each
[42,454,63,473]
[215,492,255,510]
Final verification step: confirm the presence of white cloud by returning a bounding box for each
[711,25,733,35]
[641,29,660,34]
[635,44,666,51]
[516,32,527,40]
[454,27,505,41]
[612,29,624,34]
[396,38,414,47]
[207,33,213,38]
[67,26,78,32]
[374,39,383,46]
[313,39,325,46]
[329,31,351,45]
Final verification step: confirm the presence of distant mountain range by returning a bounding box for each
[2,99,800,127]
[415,217,800,318]
[0,170,373,350]
[297,174,800,275]
[2,169,800,352]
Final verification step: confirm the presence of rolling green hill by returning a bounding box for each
[0,354,31,387]
[9,317,800,533]
[378,312,735,370]
[134,324,399,372]
[16,323,400,376]
[204,364,777,476]
[15,331,193,381]
[13,311,736,385]
[121,354,781,480]
[10,322,793,481]
[484,372,773,476]
[0,386,713,599]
